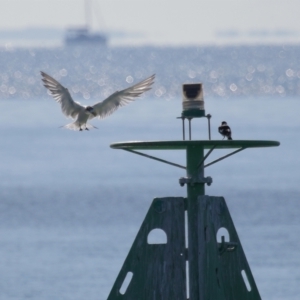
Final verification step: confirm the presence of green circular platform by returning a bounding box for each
[110,140,280,150]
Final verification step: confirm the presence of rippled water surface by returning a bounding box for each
[0,45,299,299]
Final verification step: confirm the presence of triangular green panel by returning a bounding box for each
[197,196,261,300]
[107,197,186,300]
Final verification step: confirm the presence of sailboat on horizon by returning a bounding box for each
[64,0,107,46]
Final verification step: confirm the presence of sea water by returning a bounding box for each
[0,46,299,299]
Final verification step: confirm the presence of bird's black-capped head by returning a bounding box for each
[85,106,97,116]
[221,121,227,125]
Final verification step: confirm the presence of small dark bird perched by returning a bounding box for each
[218,121,232,140]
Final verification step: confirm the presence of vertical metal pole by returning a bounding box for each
[186,145,205,300]
[188,118,192,140]
[207,114,211,140]
[182,118,185,140]
[85,0,91,28]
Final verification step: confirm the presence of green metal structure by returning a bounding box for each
[107,84,280,299]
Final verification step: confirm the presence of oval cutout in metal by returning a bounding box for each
[241,270,252,292]
[147,228,167,244]
[119,271,133,295]
[216,227,230,243]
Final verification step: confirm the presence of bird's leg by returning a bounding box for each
[79,128,83,131]
[85,128,89,131]
[222,136,225,140]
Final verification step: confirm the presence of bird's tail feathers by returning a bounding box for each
[60,122,98,131]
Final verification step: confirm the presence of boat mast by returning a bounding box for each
[85,0,92,29]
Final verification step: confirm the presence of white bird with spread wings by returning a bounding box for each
[41,71,155,131]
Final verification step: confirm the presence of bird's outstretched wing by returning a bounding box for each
[41,71,83,119]
[91,74,155,119]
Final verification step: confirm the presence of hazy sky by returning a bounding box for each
[1,0,300,46]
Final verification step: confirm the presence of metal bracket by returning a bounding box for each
[218,236,238,255]
[123,149,186,170]
[204,147,246,168]
[206,114,212,140]
[179,176,213,187]
[177,113,212,141]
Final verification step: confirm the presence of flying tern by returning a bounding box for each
[218,121,232,140]
[41,71,155,131]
